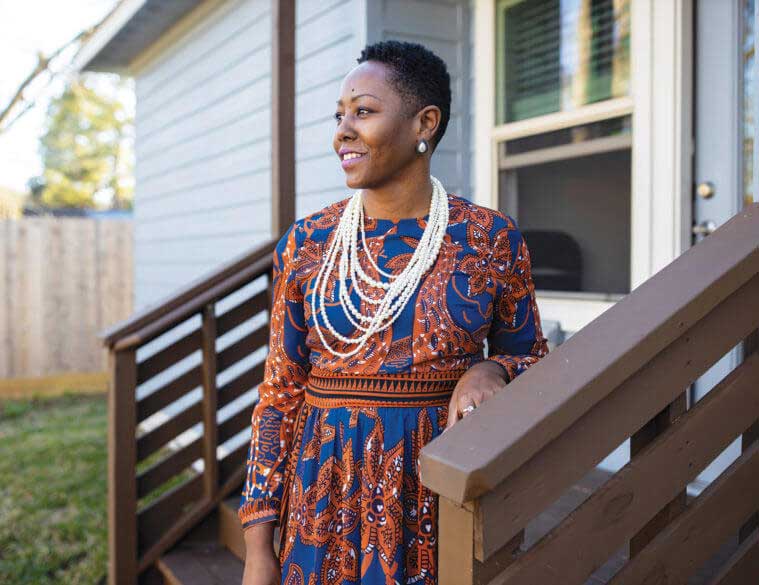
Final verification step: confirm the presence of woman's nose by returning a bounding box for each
[335,115,356,142]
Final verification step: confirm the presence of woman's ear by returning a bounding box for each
[418,105,441,142]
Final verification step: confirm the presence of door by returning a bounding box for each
[689,0,756,493]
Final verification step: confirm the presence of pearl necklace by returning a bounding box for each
[311,175,449,358]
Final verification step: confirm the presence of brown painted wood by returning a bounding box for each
[629,393,687,558]
[707,528,759,585]
[607,441,759,584]
[136,329,201,385]
[137,466,246,574]
[218,497,248,563]
[271,0,296,237]
[438,497,522,585]
[112,255,273,353]
[108,349,138,585]
[218,407,254,445]
[217,362,265,409]
[215,290,268,337]
[137,438,203,499]
[157,544,243,585]
[137,365,202,423]
[137,402,203,462]
[483,352,759,585]
[200,303,219,499]
[100,241,275,348]
[138,474,205,554]
[740,329,759,542]
[218,442,250,486]
[216,325,269,373]
[439,496,475,585]
[472,275,759,560]
[420,203,759,504]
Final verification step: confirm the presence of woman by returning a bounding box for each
[239,40,548,585]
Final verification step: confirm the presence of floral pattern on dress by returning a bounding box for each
[239,194,549,584]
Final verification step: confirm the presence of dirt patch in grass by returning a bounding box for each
[0,393,108,584]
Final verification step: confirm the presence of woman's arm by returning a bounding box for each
[446,217,548,429]
[238,222,310,531]
[483,221,549,379]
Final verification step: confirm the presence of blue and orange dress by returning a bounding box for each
[238,194,548,585]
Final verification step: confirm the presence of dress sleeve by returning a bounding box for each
[238,223,310,529]
[485,217,549,381]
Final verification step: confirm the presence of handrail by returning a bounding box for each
[419,203,759,504]
[111,253,275,352]
[98,241,276,348]
[101,240,277,585]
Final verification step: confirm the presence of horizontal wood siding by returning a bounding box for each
[133,0,369,308]
[133,0,272,309]
[376,0,474,199]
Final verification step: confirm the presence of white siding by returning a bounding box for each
[132,0,368,308]
[371,0,475,199]
[133,0,273,308]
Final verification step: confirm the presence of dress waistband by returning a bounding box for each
[305,368,464,408]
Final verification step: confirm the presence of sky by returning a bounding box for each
[0,0,134,194]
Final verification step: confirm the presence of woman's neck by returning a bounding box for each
[360,163,433,220]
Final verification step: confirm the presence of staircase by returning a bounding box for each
[154,498,279,585]
[99,241,277,585]
[101,203,759,585]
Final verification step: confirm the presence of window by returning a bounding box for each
[496,0,631,124]
[495,0,632,298]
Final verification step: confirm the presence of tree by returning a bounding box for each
[31,75,133,210]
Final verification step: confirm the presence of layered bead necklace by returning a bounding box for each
[311,175,449,358]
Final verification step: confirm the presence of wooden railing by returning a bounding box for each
[420,203,759,585]
[99,241,276,585]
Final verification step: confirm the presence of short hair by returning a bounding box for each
[357,40,451,151]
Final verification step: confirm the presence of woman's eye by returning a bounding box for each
[334,109,370,123]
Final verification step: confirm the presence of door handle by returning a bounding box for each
[692,220,717,236]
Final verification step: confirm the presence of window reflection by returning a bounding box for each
[497,0,631,124]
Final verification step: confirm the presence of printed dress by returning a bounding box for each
[238,194,549,585]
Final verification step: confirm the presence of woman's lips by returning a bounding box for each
[341,153,366,170]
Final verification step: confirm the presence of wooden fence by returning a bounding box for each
[0,217,133,380]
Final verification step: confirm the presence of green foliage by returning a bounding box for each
[32,75,133,210]
[0,393,108,584]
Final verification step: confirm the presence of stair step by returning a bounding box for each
[219,496,280,562]
[157,543,243,585]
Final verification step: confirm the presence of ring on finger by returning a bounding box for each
[461,404,476,415]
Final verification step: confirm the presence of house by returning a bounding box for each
[76,1,758,583]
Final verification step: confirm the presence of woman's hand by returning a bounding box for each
[241,522,281,585]
[445,361,508,430]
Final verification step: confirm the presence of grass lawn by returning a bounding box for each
[0,392,108,585]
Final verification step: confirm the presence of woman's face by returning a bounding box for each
[332,61,434,190]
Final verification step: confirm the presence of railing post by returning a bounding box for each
[740,329,759,541]
[200,303,219,499]
[629,391,688,557]
[439,496,476,585]
[438,497,522,585]
[108,348,138,585]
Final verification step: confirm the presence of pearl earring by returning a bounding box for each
[416,139,428,154]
